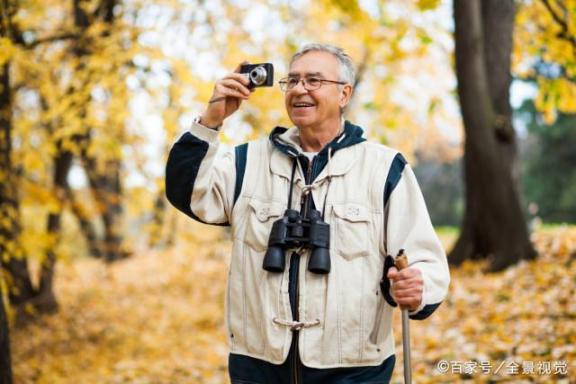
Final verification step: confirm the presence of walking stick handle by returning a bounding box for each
[395,249,409,270]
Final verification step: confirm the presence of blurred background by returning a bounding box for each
[0,0,575,383]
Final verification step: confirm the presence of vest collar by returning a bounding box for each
[269,120,366,182]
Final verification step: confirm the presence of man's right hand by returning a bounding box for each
[199,62,253,128]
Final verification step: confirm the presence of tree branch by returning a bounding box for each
[24,32,80,49]
[539,0,576,50]
[0,0,16,40]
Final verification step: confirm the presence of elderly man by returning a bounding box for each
[166,43,450,384]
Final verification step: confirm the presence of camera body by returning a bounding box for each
[263,209,331,274]
[240,63,274,89]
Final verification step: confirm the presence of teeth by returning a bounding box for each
[294,103,314,107]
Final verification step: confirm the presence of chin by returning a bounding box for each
[289,115,315,128]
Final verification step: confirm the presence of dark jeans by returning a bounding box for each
[229,350,395,384]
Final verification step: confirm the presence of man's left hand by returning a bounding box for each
[386,266,423,311]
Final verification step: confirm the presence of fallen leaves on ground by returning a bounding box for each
[11,225,576,383]
[405,226,576,383]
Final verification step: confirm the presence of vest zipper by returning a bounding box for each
[292,284,300,384]
[302,156,315,216]
[291,156,315,384]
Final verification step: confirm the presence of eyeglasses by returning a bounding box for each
[278,76,347,92]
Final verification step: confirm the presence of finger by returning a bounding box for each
[404,267,422,277]
[216,81,250,98]
[220,79,251,96]
[392,278,423,291]
[394,293,418,303]
[393,290,423,304]
[387,266,398,280]
[224,72,250,87]
[394,268,422,282]
[393,286,422,297]
[233,62,250,85]
[214,86,249,101]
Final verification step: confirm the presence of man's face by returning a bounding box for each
[285,51,352,130]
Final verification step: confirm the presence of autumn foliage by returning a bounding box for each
[10,224,575,383]
[2,0,576,383]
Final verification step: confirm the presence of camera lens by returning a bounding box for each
[250,66,268,86]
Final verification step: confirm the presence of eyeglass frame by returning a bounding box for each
[278,76,348,92]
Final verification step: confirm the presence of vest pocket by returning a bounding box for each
[244,199,285,252]
[332,203,371,260]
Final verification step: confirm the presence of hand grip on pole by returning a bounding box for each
[394,249,409,309]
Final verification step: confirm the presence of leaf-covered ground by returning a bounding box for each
[11,224,576,383]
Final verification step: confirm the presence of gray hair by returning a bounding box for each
[289,43,356,85]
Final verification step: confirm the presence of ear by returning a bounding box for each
[339,84,353,108]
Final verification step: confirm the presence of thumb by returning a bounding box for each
[387,266,398,280]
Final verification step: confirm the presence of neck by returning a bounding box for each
[298,118,343,152]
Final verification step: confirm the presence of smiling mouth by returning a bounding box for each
[292,102,316,109]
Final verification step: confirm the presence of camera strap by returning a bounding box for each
[285,148,335,223]
[287,158,298,210]
[321,147,334,219]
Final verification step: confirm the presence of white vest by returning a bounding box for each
[188,123,450,368]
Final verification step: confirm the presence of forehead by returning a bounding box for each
[288,51,340,78]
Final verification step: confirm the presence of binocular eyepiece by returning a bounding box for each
[263,209,331,274]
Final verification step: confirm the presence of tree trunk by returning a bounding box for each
[0,290,11,384]
[75,0,125,262]
[81,156,125,261]
[0,61,15,377]
[450,0,536,271]
[100,162,124,261]
[148,191,166,248]
[0,58,36,311]
[37,150,74,313]
[67,187,103,258]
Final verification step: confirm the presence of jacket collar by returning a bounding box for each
[269,120,366,181]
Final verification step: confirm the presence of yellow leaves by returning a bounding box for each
[416,0,442,11]
[21,145,48,174]
[13,222,232,383]
[393,227,576,382]
[9,221,576,383]
[0,38,16,66]
[0,217,13,235]
[514,0,576,116]
[533,77,576,124]
[0,200,18,223]
[0,239,23,262]
[321,0,368,23]
[555,77,576,112]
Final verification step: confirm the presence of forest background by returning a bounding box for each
[1,0,575,383]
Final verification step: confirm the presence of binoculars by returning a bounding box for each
[263,209,331,274]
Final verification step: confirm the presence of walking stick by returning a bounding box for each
[395,249,412,384]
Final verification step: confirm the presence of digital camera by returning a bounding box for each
[240,63,274,89]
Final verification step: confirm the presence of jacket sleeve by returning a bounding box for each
[165,122,236,225]
[385,162,450,320]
